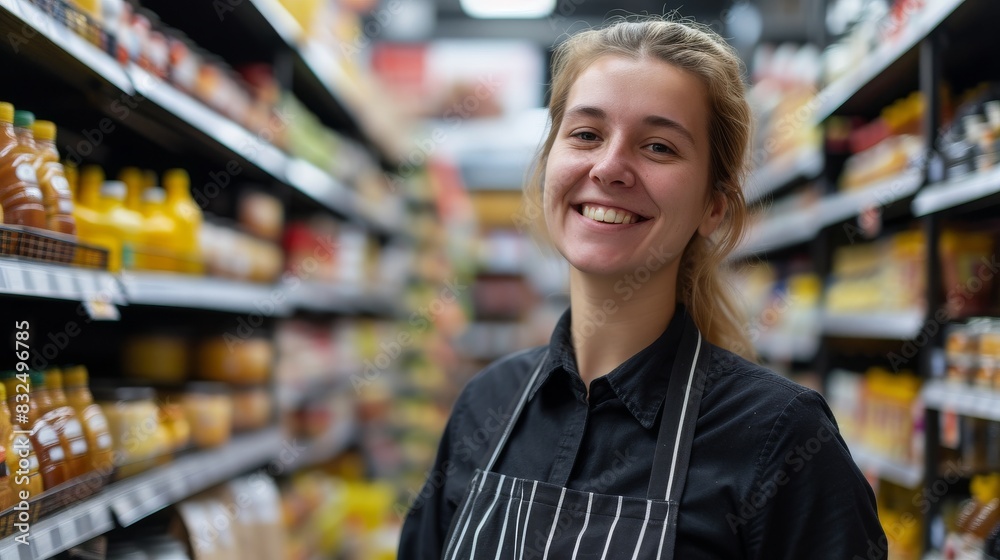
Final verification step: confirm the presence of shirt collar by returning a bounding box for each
[528,305,688,429]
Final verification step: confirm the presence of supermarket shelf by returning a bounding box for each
[815,168,924,227]
[0,258,124,304]
[0,1,404,238]
[913,166,1000,216]
[850,444,923,489]
[245,0,403,165]
[732,207,818,258]
[746,146,824,204]
[0,427,283,560]
[811,0,965,123]
[821,309,925,340]
[733,169,923,259]
[755,332,820,363]
[922,380,1000,421]
[0,0,132,93]
[285,419,357,472]
[126,64,288,180]
[120,272,292,316]
[289,281,361,314]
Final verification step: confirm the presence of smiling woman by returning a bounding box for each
[399,16,887,560]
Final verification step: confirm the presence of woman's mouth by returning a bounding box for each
[577,204,648,225]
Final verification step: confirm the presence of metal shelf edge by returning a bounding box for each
[913,167,1000,216]
[811,0,965,123]
[850,445,924,489]
[821,309,925,339]
[0,427,282,559]
[922,380,1000,422]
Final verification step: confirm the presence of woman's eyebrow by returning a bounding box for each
[643,115,695,147]
[564,105,695,147]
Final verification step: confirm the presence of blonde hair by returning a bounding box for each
[524,17,755,359]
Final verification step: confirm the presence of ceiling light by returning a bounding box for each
[459,0,556,19]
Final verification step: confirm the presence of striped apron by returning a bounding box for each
[442,318,710,560]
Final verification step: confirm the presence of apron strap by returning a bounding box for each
[481,351,549,473]
[647,315,710,501]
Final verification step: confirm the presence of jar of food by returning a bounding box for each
[94,386,164,477]
[158,401,191,452]
[231,386,272,432]
[181,383,232,448]
[196,337,272,385]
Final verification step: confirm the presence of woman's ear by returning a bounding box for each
[697,189,727,238]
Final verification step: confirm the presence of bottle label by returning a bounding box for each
[15,164,36,183]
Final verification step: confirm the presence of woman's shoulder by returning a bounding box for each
[452,345,549,417]
[700,344,837,439]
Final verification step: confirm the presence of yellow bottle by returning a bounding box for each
[163,169,203,274]
[139,186,180,272]
[0,103,46,229]
[24,117,76,238]
[119,167,143,212]
[63,366,113,474]
[73,166,116,269]
[95,180,143,272]
[0,381,42,502]
[67,0,102,29]
[63,162,79,203]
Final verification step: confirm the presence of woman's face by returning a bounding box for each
[543,55,724,282]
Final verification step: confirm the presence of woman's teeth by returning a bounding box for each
[581,204,638,224]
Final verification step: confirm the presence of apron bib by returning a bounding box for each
[442,314,710,560]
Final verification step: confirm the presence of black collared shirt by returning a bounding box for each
[399,308,886,559]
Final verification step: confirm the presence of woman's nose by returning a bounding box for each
[589,142,635,188]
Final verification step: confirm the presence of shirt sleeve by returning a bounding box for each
[397,395,466,560]
[746,389,887,560]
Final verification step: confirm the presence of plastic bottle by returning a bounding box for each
[1,372,68,489]
[63,366,113,474]
[19,115,76,238]
[74,166,119,269]
[0,103,45,229]
[41,370,92,477]
[139,186,180,272]
[82,180,142,272]
[0,381,41,502]
[0,384,15,511]
[119,167,144,212]
[30,371,89,480]
[163,169,203,274]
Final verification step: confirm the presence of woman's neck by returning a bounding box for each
[568,268,678,388]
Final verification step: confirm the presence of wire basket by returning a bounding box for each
[0,225,109,271]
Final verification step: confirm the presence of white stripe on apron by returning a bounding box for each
[630,499,654,560]
[494,478,517,560]
[470,475,507,557]
[517,480,538,560]
[448,471,491,560]
[570,492,594,560]
[599,495,624,560]
[541,487,567,560]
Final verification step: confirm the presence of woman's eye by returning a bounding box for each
[648,143,674,154]
[574,131,598,141]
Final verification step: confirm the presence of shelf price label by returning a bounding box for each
[81,299,119,322]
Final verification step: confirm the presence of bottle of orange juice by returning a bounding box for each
[163,169,202,273]
[29,119,77,245]
[0,380,41,502]
[139,186,180,272]
[0,103,45,229]
[62,366,113,474]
